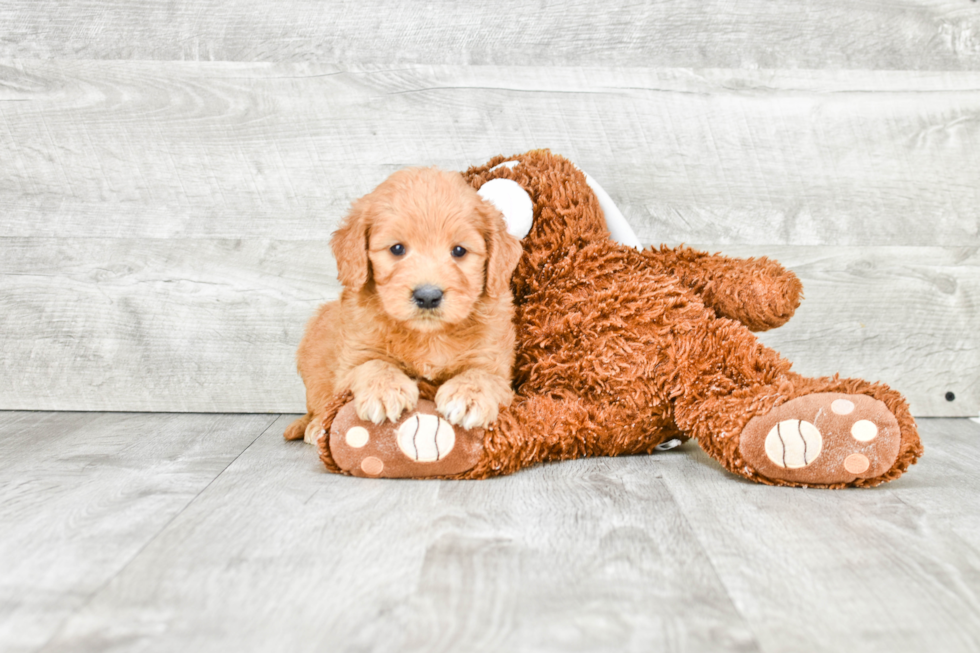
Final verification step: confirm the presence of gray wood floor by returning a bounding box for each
[2,411,978,653]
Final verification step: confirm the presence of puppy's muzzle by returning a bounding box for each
[413,285,444,310]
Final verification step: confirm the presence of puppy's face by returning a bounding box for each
[332,167,522,333]
[367,182,488,330]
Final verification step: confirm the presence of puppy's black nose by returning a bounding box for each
[412,285,443,309]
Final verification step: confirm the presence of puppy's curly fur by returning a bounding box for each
[284,167,524,443]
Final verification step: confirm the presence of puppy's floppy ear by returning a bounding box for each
[482,202,524,298]
[331,198,372,290]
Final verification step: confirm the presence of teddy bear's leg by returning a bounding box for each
[461,391,683,479]
[315,388,682,479]
[732,379,920,487]
[319,398,487,478]
[664,317,922,488]
[639,245,804,332]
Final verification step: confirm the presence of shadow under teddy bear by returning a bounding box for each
[289,149,922,489]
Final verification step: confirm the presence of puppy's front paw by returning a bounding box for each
[436,371,513,430]
[354,381,419,425]
[349,361,419,424]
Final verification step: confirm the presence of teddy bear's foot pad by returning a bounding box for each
[739,393,901,485]
[325,400,484,478]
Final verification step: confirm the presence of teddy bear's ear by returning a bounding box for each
[330,198,372,291]
[478,178,534,240]
[479,201,524,298]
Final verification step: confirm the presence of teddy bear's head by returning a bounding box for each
[466,150,608,251]
[464,149,643,301]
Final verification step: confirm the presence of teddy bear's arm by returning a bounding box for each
[641,245,803,331]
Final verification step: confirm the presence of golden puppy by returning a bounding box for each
[284,167,524,444]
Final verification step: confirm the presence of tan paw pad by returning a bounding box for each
[328,399,484,479]
[844,453,870,474]
[345,426,370,448]
[740,392,902,485]
[764,420,822,468]
[396,414,455,462]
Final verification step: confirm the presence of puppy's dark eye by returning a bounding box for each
[390,244,405,256]
[451,246,467,258]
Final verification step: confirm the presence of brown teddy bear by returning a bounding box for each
[297,150,922,488]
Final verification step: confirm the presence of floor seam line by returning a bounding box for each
[35,413,283,653]
[657,469,768,653]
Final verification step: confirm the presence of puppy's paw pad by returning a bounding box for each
[328,400,483,478]
[740,392,902,486]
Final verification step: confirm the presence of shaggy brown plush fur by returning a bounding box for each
[301,149,922,488]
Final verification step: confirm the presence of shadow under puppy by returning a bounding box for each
[284,167,524,444]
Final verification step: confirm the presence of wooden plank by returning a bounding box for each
[1,62,978,246]
[1,1,979,70]
[0,410,277,653]
[892,418,980,548]
[1,240,974,415]
[39,415,760,653]
[655,419,980,653]
[742,245,979,417]
[0,237,334,412]
[20,414,980,653]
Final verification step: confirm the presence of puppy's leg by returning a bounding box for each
[436,369,514,430]
[291,370,343,444]
[349,360,420,424]
[284,414,312,441]
[285,301,342,442]
[285,413,333,445]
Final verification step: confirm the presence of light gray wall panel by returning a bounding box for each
[2,63,976,414]
[745,246,978,417]
[0,239,974,415]
[2,1,979,70]
[1,62,977,247]
[0,238,337,412]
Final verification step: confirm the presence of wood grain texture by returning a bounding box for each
[1,62,976,413]
[6,412,975,653]
[891,418,980,549]
[655,417,980,653]
[0,410,277,653]
[1,1,980,70]
[0,238,335,412]
[1,241,975,415]
[1,62,978,246]
[36,415,759,653]
[742,245,979,417]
